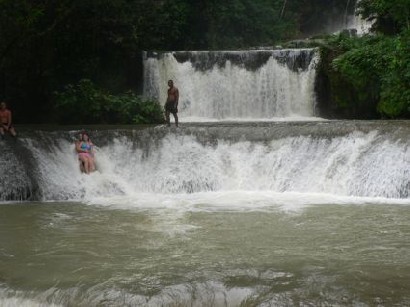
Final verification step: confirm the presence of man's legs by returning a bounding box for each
[165,110,171,126]
[173,113,178,127]
[0,127,4,139]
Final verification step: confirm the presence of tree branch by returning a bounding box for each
[280,0,288,19]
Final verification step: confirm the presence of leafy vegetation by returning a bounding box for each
[317,0,410,119]
[358,0,410,34]
[54,79,164,124]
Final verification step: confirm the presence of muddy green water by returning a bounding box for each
[1,201,409,306]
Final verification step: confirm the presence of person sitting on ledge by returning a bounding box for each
[0,101,17,139]
[75,132,96,174]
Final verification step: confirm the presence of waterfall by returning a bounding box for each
[346,0,373,35]
[1,122,409,202]
[143,49,318,121]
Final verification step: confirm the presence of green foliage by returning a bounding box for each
[320,30,410,118]
[332,35,387,99]
[200,0,293,49]
[316,35,375,118]
[377,31,410,117]
[54,79,164,124]
[358,0,410,34]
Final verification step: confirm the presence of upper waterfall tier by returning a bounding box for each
[143,49,318,121]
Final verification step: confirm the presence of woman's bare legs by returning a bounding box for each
[88,157,96,172]
[79,156,90,174]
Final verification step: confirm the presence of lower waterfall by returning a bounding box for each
[1,121,408,202]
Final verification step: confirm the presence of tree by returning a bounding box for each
[3,0,394,123]
[358,0,410,34]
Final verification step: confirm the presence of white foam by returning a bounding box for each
[0,298,60,307]
[87,190,410,213]
[181,116,326,123]
[19,130,409,203]
[0,282,253,307]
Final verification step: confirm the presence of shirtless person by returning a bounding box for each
[0,101,17,139]
[164,80,179,127]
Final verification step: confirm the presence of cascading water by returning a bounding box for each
[347,0,373,35]
[1,122,409,203]
[143,50,318,121]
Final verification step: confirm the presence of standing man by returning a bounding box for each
[164,80,179,127]
[0,101,17,139]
